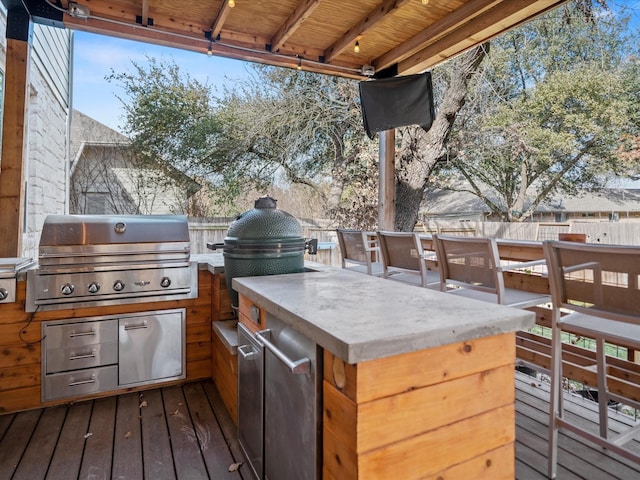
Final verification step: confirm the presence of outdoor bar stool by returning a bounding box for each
[544,240,640,479]
[336,228,384,276]
[432,233,550,308]
[376,231,440,289]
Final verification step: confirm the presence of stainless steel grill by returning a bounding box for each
[0,257,34,304]
[26,215,197,312]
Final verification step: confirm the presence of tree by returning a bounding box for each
[435,2,640,221]
[393,46,488,231]
[215,66,380,228]
[106,57,229,210]
[215,49,488,232]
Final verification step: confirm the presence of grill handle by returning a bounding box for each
[305,238,318,255]
[123,320,148,331]
[206,242,225,251]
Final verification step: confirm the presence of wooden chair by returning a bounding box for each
[335,229,384,276]
[432,234,550,308]
[544,240,640,479]
[376,231,440,288]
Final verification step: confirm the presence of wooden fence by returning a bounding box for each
[189,219,640,268]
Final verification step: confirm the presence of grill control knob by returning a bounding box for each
[87,282,100,294]
[113,280,125,292]
[61,283,75,296]
[0,288,8,301]
[160,277,171,288]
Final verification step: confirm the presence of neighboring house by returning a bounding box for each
[69,110,201,215]
[422,188,640,222]
[0,8,72,258]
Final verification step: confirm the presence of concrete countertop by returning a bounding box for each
[191,253,225,274]
[233,268,535,364]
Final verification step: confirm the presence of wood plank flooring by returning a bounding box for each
[515,372,640,480]
[0,381,247,480]
[2,375,640,479]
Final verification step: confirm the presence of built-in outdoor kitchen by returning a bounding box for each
[0,199,534,479]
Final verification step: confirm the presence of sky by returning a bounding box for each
[72,31,251,133]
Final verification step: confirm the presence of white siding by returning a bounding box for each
[22,24,72,258]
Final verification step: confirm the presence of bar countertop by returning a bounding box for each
[233,268,535,364]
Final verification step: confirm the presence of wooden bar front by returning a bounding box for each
[323,333,517,479]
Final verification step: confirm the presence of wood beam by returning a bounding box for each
[270,0,321,52]
[64,16,364,79]
[373,0,501,72]
[397,0,565,74]
[0,38,30,257]
[140,0,149,26]
[324,0,411,64]
[210,0,234,39]
[378,130,395,231]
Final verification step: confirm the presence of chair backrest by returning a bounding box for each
[336,228,379,274]
[543,240,640,323]
[433,234,505,300]
[336,229,367,265]
[377,231,428,285]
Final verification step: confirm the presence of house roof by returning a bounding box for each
[423,188,640,217]
[19,0,569,79]
[70,109,130,164]
[69,109,201,197]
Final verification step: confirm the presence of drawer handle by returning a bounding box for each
[256,329,310,375]
[69,329,96,338]
[124,321,148,331]
[69,351,96,360]
[68,376,96,387]
[238,344,259,360]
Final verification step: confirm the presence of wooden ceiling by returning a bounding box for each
[24,0,568,79]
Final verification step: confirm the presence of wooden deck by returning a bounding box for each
[1,375,640,480]
[0,381,248,480]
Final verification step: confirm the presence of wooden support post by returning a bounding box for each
[378,129,395,231]
[0,8,31,258]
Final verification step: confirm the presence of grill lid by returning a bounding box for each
[37,214,191,269]
[39,214,190,247]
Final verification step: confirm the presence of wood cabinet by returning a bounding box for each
[0,269,214,414]
[323,333,517,479]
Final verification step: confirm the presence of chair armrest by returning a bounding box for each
[498,259,546,272]
[562,261,600,274]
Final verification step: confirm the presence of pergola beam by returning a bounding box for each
[210,0,234,39]
[324,0,411,64]
[270,0,321,52]
[397,0,562,74]
[373,0,500,72]
[0,6,31,258]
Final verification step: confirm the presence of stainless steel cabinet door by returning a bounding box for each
[262,318,321,480]
[237,323,264,480]
[118,310,185,386]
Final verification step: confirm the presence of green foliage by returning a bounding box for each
[215,65,377,224]
[437,3,640,221]
[106,57,228,197]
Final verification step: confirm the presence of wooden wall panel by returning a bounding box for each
[353,333,515,403]
[0,270,214,414]
[356,365,515,453]
[358,405,515,479]
[323,333,518,479]
[211,332,238,424]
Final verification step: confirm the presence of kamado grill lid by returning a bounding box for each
[224,196,304,253]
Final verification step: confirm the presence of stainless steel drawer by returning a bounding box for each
[45,342,118,374]
[43,365,118,401]
[44,319,118,349]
